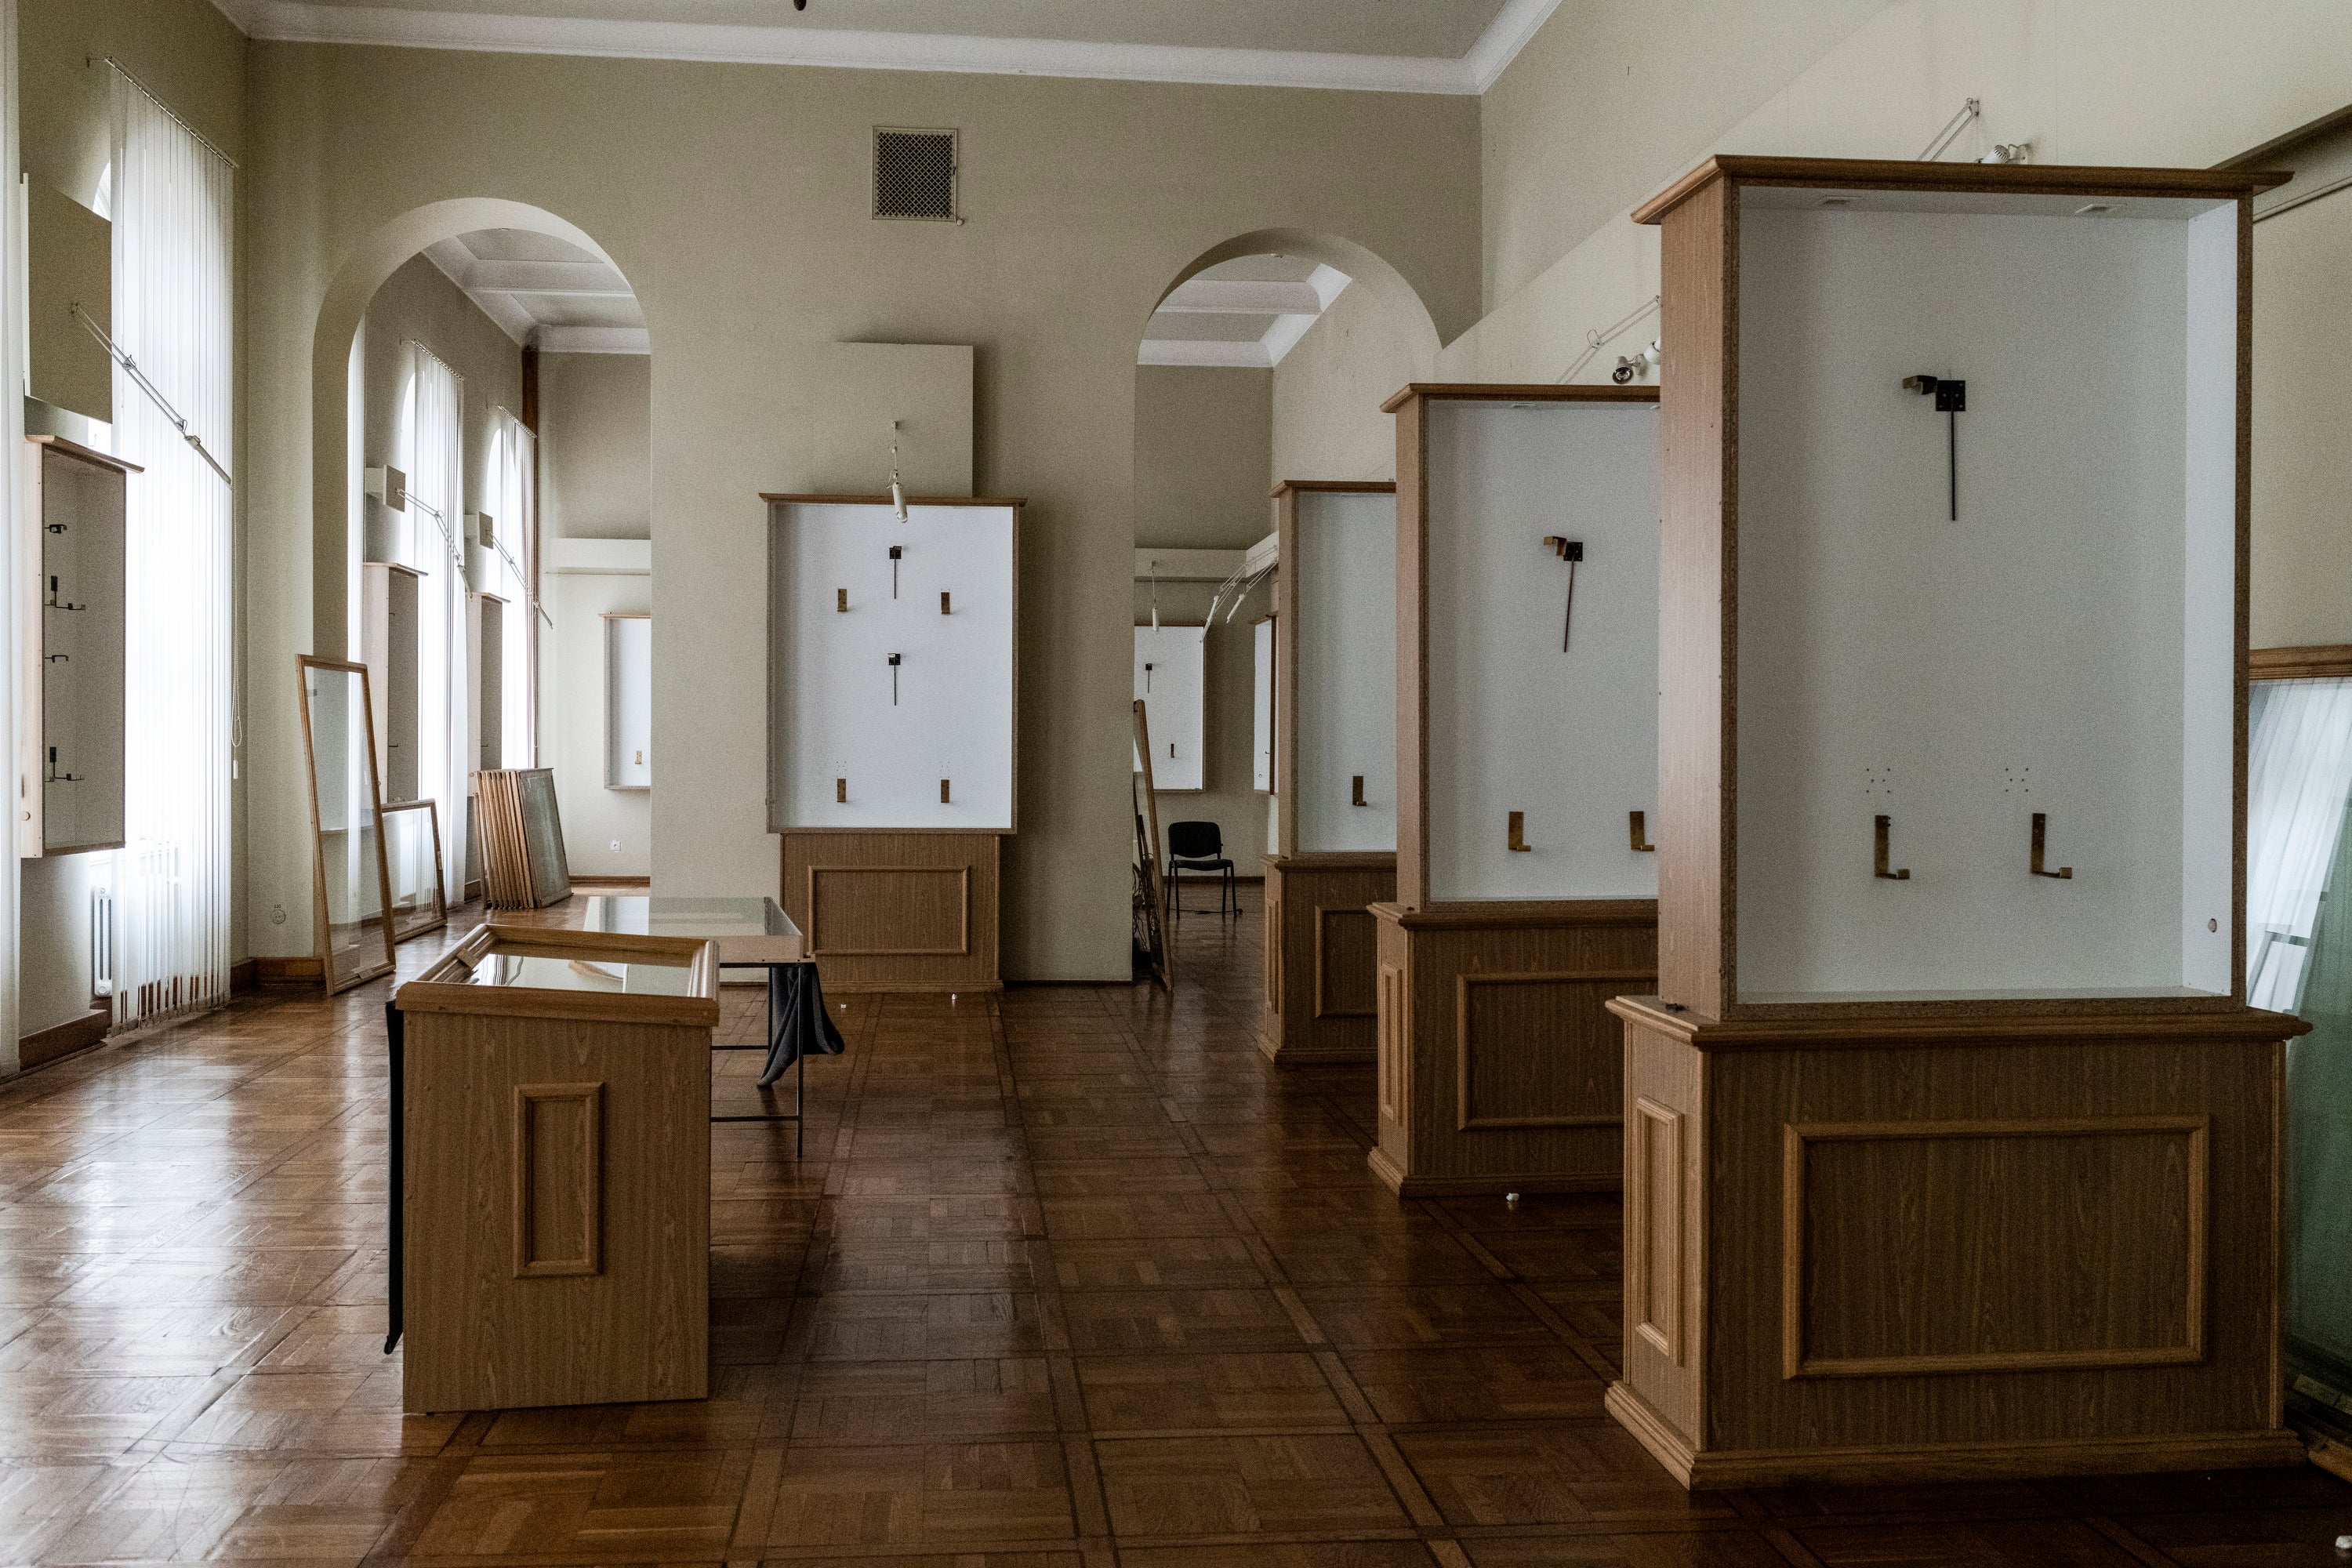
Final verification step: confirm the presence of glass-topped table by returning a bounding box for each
[582,896,817,1152]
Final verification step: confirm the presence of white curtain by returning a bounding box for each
[111,68,234,1027]
[2246,677,2352,1013]
[491,410,535,768]
[405,344,467,903]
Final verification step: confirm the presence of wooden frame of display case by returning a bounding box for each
[1606,154,2305,1490]
[765,494,1020,992]
[1263,480,1397,1065]
[1370,387,1661,1196]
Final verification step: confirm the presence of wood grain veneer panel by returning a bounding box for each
[780,829,1000,991]
[1313,906,1377,1019]
[1656,177,1733,1018]
[512,1083,603,1279]
[1780,1116,2207,1378]
[1454,971,1648,1130]
[1261,855,1394,1065]
[1629,1096,1687,1366]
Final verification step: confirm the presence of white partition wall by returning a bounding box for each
[770,501,1018,831]
[1731,188,2239,1004]
[1287,486,1397,856]
[1418,397,1659,903]
[1252,617,1274,793]
[1133,624,1206,791]
[604,612,652,789]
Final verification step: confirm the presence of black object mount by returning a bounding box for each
[1541,536,1584,652]
[887,652,902,705]
[1903,374,1965,521]
[888,544,903,598]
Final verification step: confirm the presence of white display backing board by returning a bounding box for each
[1733,191,2239,1003]
[604,613,652,789]
[771,503,1016,830]
[1134,624,1206,792]
[1426,401,1660,900]
[1252,617,1275,793]
[1295,489,1397,855]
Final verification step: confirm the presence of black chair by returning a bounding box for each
[1164,820,1238,918]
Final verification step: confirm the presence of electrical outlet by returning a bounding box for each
[270,903,286,925]
[610,840,621,853]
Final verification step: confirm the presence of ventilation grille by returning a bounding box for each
[874,128,958,221]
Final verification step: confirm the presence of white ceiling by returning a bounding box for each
[1138,255,1350,370]
[219,0,1560,95]
[423,228,648,354]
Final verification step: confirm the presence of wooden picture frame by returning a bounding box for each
[296,654,399,994]
[379,797,448,945]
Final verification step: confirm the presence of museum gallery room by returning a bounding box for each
[13,0,2352,1561]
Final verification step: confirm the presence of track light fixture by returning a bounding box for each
[888,419,908,524]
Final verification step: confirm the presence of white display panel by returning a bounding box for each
[1134,624,1206,791]
[771,502,1017,830]
[1252,617,1275,793]
[1426,401,1659,902]
[604,612,652,789]
[1732,191,2239,1003]
[1294,489,1396,855]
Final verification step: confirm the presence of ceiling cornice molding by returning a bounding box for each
[238,0,1563,95]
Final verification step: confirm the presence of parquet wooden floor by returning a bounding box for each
[2,888,2348,1565]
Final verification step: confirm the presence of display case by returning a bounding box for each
[1133,623,1205,791]
[1606,155,2306,1490]
[469,591,505,772]
[604,610,651,789]
[1261,481,1396,1065]
[767,494,1019,990]
[391,923,717,1411]
[1251,615,1275,793]
[1367,387,1661,1196]
[362,561,420,804]
[19,436,132,857]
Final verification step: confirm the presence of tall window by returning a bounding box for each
[405,344,467,902]
[489,409,535,768]
[111,69,234,1025]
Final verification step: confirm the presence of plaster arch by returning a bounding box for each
[1142,227,1443,372]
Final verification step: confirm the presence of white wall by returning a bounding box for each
[549,569,652,877]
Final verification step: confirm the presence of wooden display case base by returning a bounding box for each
[781,829,1002,993]
[1261,852,1395,1065]
[1606,995,2308,1491]
[1606,1381,2303,1490]
[1368,899,1657,1196]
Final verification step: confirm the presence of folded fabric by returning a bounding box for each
[760,960,848,1084]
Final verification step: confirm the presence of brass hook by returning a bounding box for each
[1629,811,1656,852]
[837,588,848,612]
[1352,775,1367,808]
[836,778,848,804]
[1507,811,1531,852]
[941,779,952,804]
[2031,812,2072,879]
[1874,815,1910,880]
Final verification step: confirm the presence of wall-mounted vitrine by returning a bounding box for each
[604,611,651,789]
[1607,155,2303,1493]
[1251,615,1275,794]
[1371,387,1660,1196]
[19,436,132,857]
[767,494,1019,990]
[1262,481,1396,1066]
[362,561,421,804]
[468,591,505,773]
[1133,623,1205,791]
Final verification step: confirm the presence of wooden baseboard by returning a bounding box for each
[818,979,1006,994]
[1606,1381,2305,1490]
[230,958,258,994]
[18,1003,111,1069]
[1256,1035,1374,1066]
[1368,1145,1621,1197]
[252,956,325,985]
[570,875,652,889]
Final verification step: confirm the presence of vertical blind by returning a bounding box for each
[111,68,234,1027]
[406,343,467,903]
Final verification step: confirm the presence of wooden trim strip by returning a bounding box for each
[511,1081,604,1279]
[1607,993,2306,1048]
[1269,478,1396,499]
[29,434,143,474]
[2251,644,2352,681]
[1633,154,2289,225]
[1381,382,1661,413]
[1370,898,1658,931]
[760,493,1025,507]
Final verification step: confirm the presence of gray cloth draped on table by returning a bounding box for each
[760,960,847,1085]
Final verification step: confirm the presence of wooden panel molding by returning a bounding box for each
[1780,1116,2209,1380]
[1629,1096,1686,1365]
[1313,906,1377,1018]
[809,865,971,956]
[1265,895,1283,1012]
[1377,963,1406,1125]
[1454,970,1653,1131]
[512,1083,604,1279]
[2251,644,2352,681]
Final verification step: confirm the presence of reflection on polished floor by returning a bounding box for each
[2,887,2349,1564]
